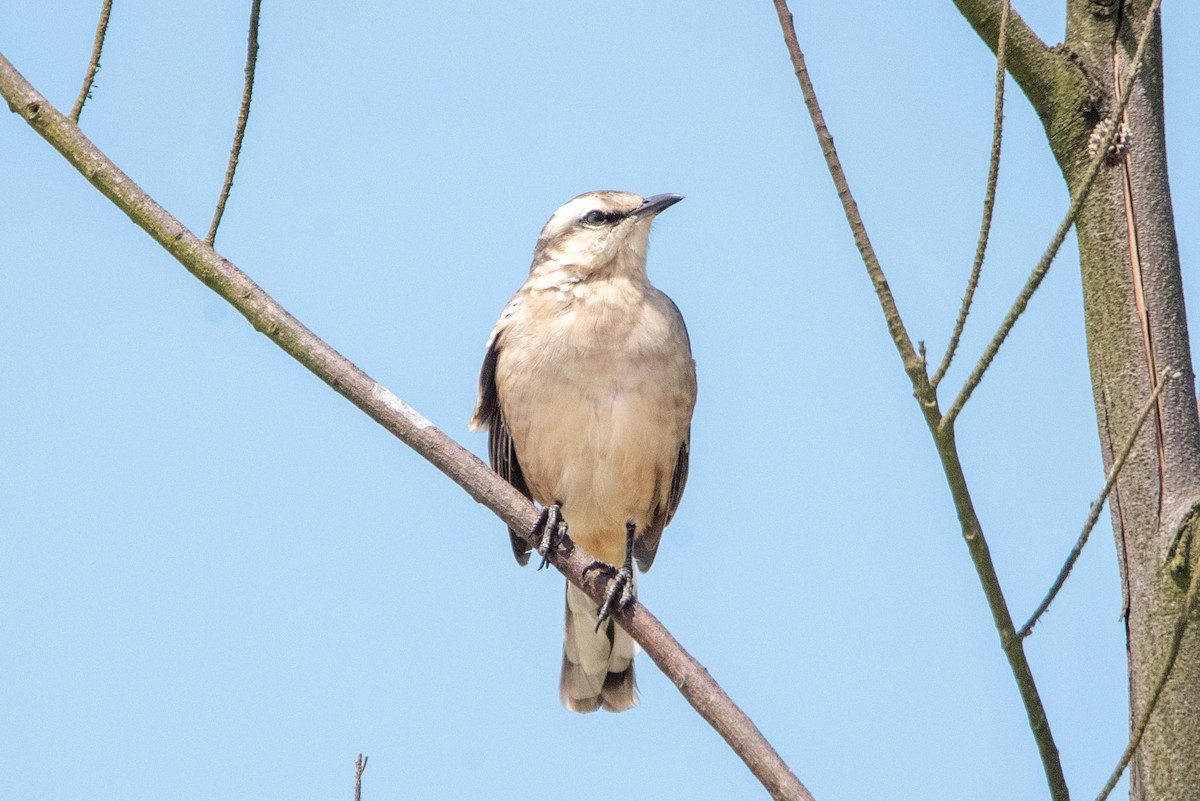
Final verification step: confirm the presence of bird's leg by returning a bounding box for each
[533,502,572,570]
[582,522,637,630]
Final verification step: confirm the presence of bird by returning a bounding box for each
[470,190,696,712]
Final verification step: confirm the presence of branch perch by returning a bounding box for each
[0,52,811,801]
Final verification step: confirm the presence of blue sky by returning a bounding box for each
[3,2,1198,799]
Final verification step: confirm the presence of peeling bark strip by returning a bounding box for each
[1112,48,1168,512]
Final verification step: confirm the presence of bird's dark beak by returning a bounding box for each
[633,193,684,218]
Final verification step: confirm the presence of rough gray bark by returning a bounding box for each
[957,3,1200,799]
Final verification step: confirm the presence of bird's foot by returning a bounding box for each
[533,503,572,570]
[582,560,636,631]
[583,521,638,629]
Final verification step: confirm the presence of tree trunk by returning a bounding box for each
[957,2,1200,798]
[1067,5,1200,799]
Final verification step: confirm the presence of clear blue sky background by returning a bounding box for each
[3,3,1198,799]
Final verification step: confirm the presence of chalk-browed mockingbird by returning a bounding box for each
[471,190,696,712]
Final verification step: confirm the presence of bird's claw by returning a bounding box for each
[533,503,572,570]
[583,560,636,631]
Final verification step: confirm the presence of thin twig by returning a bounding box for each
[932,0,1010,390]
[1094,542,1200,801]
[1021,368,1174,638]
[771,0,924,386]
[943,0,1164,428]
[0,54,813,801]
[354,754,367,801]
[206,0,262,246]
[69,0,113,122]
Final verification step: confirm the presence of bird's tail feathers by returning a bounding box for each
[560,581,638,713]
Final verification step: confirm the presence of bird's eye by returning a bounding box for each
[581,210,608,227]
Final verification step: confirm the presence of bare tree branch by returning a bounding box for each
[0,52,813,801]
[928,425,1070,800]
[207,0,262,246]
[354,754,367,801]
[943,0,1163,429]
[932,0,1010,390]
[1021,368,1174,638]
[770,0,924,386]
[772,4,1068,798]
[69,0,113,122]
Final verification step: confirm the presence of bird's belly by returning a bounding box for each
[504,361,680,564]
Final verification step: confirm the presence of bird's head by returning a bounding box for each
[530,191,683,281]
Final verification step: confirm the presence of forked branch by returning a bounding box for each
[772,3,1066,798]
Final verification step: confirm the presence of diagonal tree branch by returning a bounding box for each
[207,0,262,246]
[932,0,1010,390]
[1021,368,1174,638]
[770,0,924,387]
[69,0,113,122]
[0,52,813,801]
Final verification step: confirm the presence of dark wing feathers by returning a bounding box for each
[476,337,533,565]
[634,438,690,572]
[666,438,690,520]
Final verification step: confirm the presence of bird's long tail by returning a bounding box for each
[560,580,638,712]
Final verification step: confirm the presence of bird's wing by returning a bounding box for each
[634,438,690,572]
[472,328,534,566]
